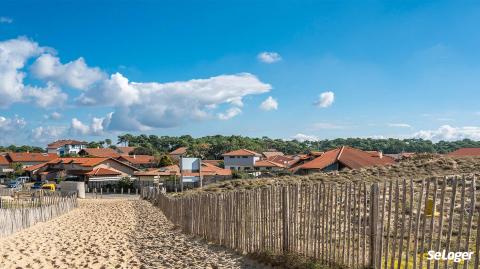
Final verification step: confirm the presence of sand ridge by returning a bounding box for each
[0,199,269,269]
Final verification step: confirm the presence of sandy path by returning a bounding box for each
[0,199,268,269]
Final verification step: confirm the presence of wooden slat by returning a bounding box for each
[412,180,425,269]
[444,177,458,269]
[433,178,447,269]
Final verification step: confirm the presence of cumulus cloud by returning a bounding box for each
[30,125,67,142]
[257,52,282,63]
[260,96,278,111]
[413,125,480,141]
[314,91,334,108]
[388,123,412,128]
[47,112,62,120]
[78,72,271,130]
[0,115,26,132]
[26,82,68,108]
[291,133,319,142]
[31,54,105,90]
[218,107,242,120]
[70,114,112,136]
[0,17,13,24]
[0,37,44,107]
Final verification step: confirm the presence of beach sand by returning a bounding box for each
[0,199,269,269]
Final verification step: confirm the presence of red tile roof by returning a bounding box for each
[0,155,10,165]
[47,139,87,148]
[85,167,122,176]
[169,147,188,155]
[296,146,395,171]
[223,149,261,157]
[79,148,121,158]
[47,157,109,167]
[201,162,231,176]
[24,162,48,172]
[254,160,286,168]
[203,160,222,166]
[267,155,295,166]
[117,155,155,165]
[7,152,58,162]
[447,148,480,157]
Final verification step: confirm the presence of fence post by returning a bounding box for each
[369,183,379,269]
[282,185,290,253]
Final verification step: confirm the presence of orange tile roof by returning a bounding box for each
[0,155,10,165]
[85,167,122,176]
[201,162,231,176]
[169,147,188,155]
[7,152,58,162]
[24,162,48,172]
[267,155,295,165]
[80,148,121,158]
[47,157,109,167]
[254,160,286,168]
[296,146,395,171]
[447,148,480,157]
[223,149,261,157]
[117,155,155,165]
[203,160,222,166]
[47,139,87,148]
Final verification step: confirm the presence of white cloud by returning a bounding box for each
[26,82,68,108]
[0,17,13,24]
[260,96,278,111]
[257,52,282,63]
[314,91,334,108]
[413,125,480,141]
[30,126,67,142]
[0,37,44,108]
[0,115,26,132]
[70,114,112,136]
[48,112,62,120]
[218,107,242,120]
[31,54,105,90]
[291,133,319,142]
[388,123,412,128]
[79,72,271,130]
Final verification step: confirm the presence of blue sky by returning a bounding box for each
[1,1,480,146]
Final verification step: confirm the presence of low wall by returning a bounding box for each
[59,181,85,198]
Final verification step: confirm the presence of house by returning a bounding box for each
[266,155,297,168]
[6,152,58,168]
[0,155,12,178]
[222,149,262,170]
[169,147,188,160]
[116,146,137,155]
[293,146,395,174]
[117,155,156,168]
[254,159,286,171]
[136,161,232,190]
[78,148,121,158]
[34,157,138,188]
[47,140,87,156]
[447,148,480,157]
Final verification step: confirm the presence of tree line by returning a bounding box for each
[113,134,480,160]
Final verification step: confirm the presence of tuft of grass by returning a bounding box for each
[248,251,344,269]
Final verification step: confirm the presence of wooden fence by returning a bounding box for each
[0,192,78,238]
[143,177,480,269]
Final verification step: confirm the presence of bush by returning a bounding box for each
[118,177,134,189]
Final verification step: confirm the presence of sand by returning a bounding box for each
[0,199,269,269]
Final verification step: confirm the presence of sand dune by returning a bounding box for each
[0,199,268,269]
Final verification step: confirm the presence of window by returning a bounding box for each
[242,156,248,158]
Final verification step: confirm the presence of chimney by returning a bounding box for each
[133,154,136,159]
[378,151,383,159]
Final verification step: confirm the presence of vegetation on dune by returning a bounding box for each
[174,154,480,196]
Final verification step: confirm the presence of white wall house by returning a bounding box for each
[47,140,88,156]
[222,149,262,171]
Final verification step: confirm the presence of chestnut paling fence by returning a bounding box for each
[142,177,480,269]
[0,192,78,238]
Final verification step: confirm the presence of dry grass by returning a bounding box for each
[174,154,480,197]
